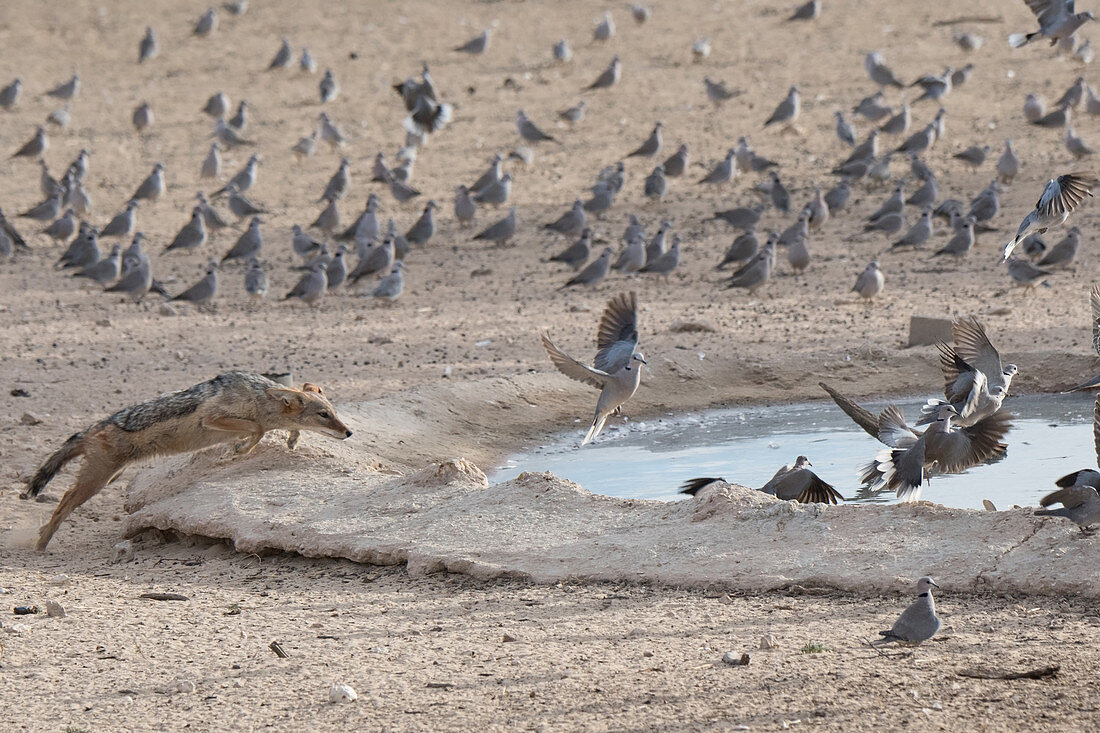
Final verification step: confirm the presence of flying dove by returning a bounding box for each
[869,577,941,650]
[540,292,645,445]
[455,29,490,54]
[173,260,219,305]
[1010,1,1095,48]
[473,206,517,245]
[562,247,613,288]
[917,319,1018,428]
[680,456,841,504]
[1002,172,1097,260]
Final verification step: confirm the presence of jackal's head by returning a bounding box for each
[266,384,352,440]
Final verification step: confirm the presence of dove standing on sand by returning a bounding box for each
[1066,127,1095,158]
[1005,256,1052,289]
[892,207,934,248]
[405,200,437,246]
[454,185,477,227]
[764,86,800,129]
[138,27,158,63]
[834,111,856,146]
[222,217,263,262]
[347,237,395,284]
[46,73,79,101]
[320,157,350,202]
[43,209,76,242]
[173,260,219,305]
[866,52,905,88]
[997,140,1019,183]
[1002,172,1098,260]
[870,578,941,650]
[699,149,737,185]
[284,264,328,306]
[853,92,893,122]
[473,206,517,246]
[455,29,490,54]
[203,92,230,119]
[216,154,259,196]
[74,244,121,285]
[853,261,885,301]
[954,145,989,168]
[717,229,758,270]
[101,200,137,239]
[517,110,558,144]
[681,455,841,504]
[613,234,647,274]
[106,248,152,300]
[0,77,22,109]
[727,235,776,294]
[559,101,586,125]
[552,229,593,270]
[1037,227,1080,268]
[194,8,218,36]
[586,55,621,91]
[644,166,667,200]
[474,173,512,208]
[594,11,615,41]
[628,122,663,158]
[269,37,293,69]
[319,112,345,148]
[663,144,689,177]
[880,104,910,135]
[562,247,613,288]
[825,178,852,212]
[132,102,154,131]
[244,258,268,301]
[935,218,975,258]
[703,77,740,106]
[326,246,348,290]
[12,126,47,159]
[368,261,405,302]
[131,163,165,201]
[545,200,587,236]
[553,39,573,63]
[163,208,207,254]
[311,200,340,236]
[201,142,222,179]
[541,292,645,445]
[319,69,339,103]
[641,235,680,278]
[789,0,821,21]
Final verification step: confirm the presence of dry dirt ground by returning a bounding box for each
[2,0,1100,729]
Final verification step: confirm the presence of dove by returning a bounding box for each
[559,101,586,125]
[311,199,340,236]
[911,67,953,103]
[954,145,989,168]
[1024,93,1046,123]
[644,166,667,200]
[585,55,621,91]
[906,177,938,209]
[553,39,573,63]
[348,236,395,284]
[951,63,975,88]
[201,142,222,179]
[0,227,13,258]
[788,0,821,21]
[1010,1,1095,48]
[222,217,263,262]
[934,218,975,258]
[777,214,808,248]
[516,110,558,144]
[173,260,219,305]
[814,179,850,218]
[613,234,647,273]
[562,247,613,288]
[284,264,328,306]
[870,578,941,650]
[131,102,154,132]
[319,157,350,202]
[57,223,100,269]
[853,260,885,300]
[544,200,586,236]
[997,140,1020,183]
[1005,256,1052,289]
[712,203,764,229]
[1066,127,1095,158]
[474,172,512,207]
[663,144,689,177]
[131,163,165,201]
[703,77,740,105]
[1002,173,1097,260]
[541,292,645,445]
[641,235,680,278]
[644,221,670,264]
[385,172,421,204]
[215,154,259,196]
[370,261,405,303]
[42,208,77,242]
[584,181,616,216]
[74,244,121,285]
[692,38,711,63]
[46,73,79,101]
[326,246,348,290]
[786,233,810,274]
[101,200,137,239]
[594,11,615,41]
[717,228,759,269]
[1032,104,1070,128]
[319,69,339,103]
[699,149,737,185]
[764,86,800,128]
[12,126,47,159]
[269,37,293,69]
[853,92,893,122]
[1059,78,1088,110]
[319,112,345,148]
[868,184,905,221]
[473,206,517,245]
[968,180,1001,223]
[18,194,62,222]
[727,235,776,294]
[165,208,208,253]
[105,242,153,300]
[0,207,27,250]
[470,154,503,194]
[0,77,22,109]
[300,48,316,74]
[1036,226,1080,268]
[768,172,791,213]
[291,224,323,260]
[138,27,158,63]
[879,104,910,135]
[1076,38,1095,63]
[196,191,230,230]
[805,187,830,231]
[244,258,268,300]
[622,214,645,244]
[455,29,490,54]
[631,4,650,23]
[896,124,936,155]
[864,212,904,236]
[406,200,437,246]
[628,122,663,158]
[834,111,856,146]
[551,229,593,270]
[681,456,841,504]
[228,100,250,131]
[194,8,217,36]
[454,185,477,227]
[46,107,69,131]
[865,51,905,88]
[917,319,1019,428]
[954,32,984,51]
[341,195,380,244]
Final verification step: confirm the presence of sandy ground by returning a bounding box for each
[2,0,1100,729]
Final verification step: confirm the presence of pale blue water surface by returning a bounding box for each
[491,394,1097,510]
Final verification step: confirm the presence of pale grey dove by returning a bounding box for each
[1003,172,1097,259]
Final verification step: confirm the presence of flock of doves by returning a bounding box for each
[1,1,1100,646]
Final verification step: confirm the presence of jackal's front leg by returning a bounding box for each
[201,417,265,454]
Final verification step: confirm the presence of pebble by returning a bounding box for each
[175,680,196,694]
[759,634,778,650]
[158,303,177,317]
[722,651,750,666]
[47,574,70,586]
[111,540,134,564]
[329,683,358,703]
[45,601,65,618]
[20,412,42,426]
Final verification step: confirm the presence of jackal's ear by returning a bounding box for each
[300,382,325,396]
[266,387,305,412]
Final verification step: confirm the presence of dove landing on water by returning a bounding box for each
[1002,172,1098,260]
[680,456,842,504]
[869,577,941,651]
[541,292,645,445]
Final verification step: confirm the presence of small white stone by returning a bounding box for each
[175,680,196,694]
[329,683,358,703]
[111,540,134,564]
[47,574,69,586]
[759,634,778,650]
[45,601,65,618]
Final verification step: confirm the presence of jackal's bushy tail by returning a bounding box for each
[21,432,85,499]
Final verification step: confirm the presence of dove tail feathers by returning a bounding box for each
[1007,32,1032,49]
[582,414,607,445]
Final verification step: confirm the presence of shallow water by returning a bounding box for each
[491,393,1098,510]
